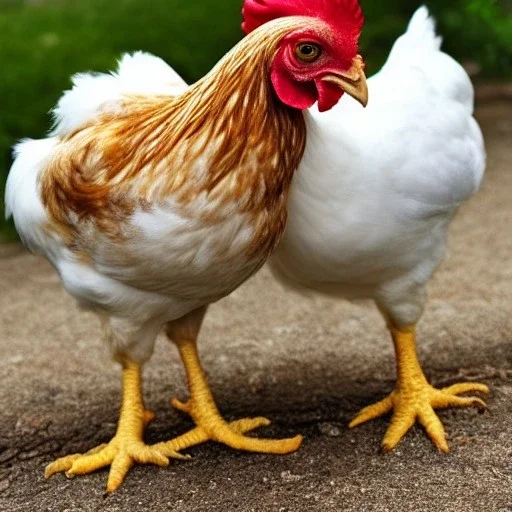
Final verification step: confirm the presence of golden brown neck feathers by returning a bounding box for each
[41,18,310,240]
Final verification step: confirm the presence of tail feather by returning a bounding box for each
[379,6,443,73]
[373,5,475,112]
[51,51,187,137]
[404,6,442,51]
[5,138,58,253]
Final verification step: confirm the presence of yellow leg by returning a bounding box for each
[154,337,303,457]
[45,361,186,493]
[349,325,489,453]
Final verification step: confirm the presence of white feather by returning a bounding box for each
[5,138,62,257]
[51,51,188,136]
[402,5,442,51]
[270,7,486,327]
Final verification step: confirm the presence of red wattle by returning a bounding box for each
[315,79,344,112]
[271,67,317,111]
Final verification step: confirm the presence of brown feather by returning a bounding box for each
[40,17,313,257]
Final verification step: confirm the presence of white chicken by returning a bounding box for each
[267,6,488,452]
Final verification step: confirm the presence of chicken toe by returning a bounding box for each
[155,337,302,457]
[45,361,187,492]
[349,325,489,452]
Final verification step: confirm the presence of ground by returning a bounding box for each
[0,103,511,512]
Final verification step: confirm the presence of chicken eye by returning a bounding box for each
[295,43,321,63]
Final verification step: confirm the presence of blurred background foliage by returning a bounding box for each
[0,0,511,240]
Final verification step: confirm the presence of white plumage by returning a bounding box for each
[51,52,188,137]
[271,6,485,327]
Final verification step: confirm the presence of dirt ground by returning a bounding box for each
[0,102,511,512]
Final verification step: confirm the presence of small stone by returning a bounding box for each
[318,422,341,437]
[0,448,19,464]
[18,449,40,460]
[280,470,303,482]
[0,479,10,493]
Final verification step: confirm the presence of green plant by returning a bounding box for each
[359,0,512,77]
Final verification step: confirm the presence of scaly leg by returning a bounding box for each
[45,360,186,493]
[155,336,302,457]
[349,325,489,452]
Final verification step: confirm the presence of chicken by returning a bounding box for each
[262,6,488,452]
[4,0,368,492]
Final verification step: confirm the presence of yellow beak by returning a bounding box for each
[322,55,368,107]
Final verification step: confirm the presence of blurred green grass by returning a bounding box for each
[1,0,511,241]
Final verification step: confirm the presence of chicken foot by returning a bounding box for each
[45,360,186,493]
[349,325,489,452]
[156,334,302,457]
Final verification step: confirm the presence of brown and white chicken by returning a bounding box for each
[5,0,368,492]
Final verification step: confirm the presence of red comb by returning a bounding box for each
[242,0,364,36]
